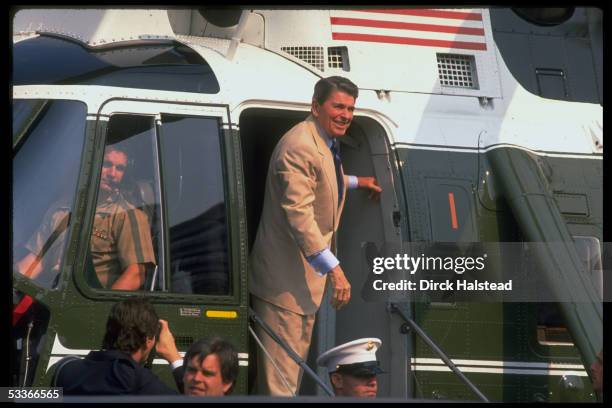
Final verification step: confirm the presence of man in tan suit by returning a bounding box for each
[250,76,381,395]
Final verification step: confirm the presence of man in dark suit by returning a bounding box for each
[55,297,184,395]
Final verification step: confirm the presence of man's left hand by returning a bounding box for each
[358,177,382,200]
[156,319,181,364]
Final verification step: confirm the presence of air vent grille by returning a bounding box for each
[328,47,346,70]
[437,54,478,89]
[281,46,325,71]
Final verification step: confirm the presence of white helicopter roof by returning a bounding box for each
[13,9,176,47]
[13,8,501,98]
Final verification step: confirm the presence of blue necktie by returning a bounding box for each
[330,139,344,205]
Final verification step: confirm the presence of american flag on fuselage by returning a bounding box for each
[330,8,487,51]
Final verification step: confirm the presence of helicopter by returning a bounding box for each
[11,7,602,402]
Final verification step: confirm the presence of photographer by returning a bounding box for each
[54,297,183,395]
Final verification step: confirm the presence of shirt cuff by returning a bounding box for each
[347,175,359,190]
[171,359,183,370]
[307,249,340,277]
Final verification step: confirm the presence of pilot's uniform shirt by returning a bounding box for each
[91,192,156,288]
[25,193,155,289]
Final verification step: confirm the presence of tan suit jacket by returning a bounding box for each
[249,115,348,315]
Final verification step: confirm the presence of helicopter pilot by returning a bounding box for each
[16,143,156,291]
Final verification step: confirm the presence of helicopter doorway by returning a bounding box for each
[238,108,406,397]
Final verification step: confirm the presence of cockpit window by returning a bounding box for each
[12,99,87,289]
[84,113,230,295]
[85,115,160,291]
[160,115,230,295]
[12,99,48,148]
[13,36,220,93]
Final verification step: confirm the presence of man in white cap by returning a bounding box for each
[316,338,383,398]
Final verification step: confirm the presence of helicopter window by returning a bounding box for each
[159,115,229,295]
[12,100,87,289]
[12,99,48,148]
[86,115,160,291]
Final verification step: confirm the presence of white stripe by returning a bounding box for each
[483,144,602,159]
[411,357,585,370]
[412,365,588,376]
[51,335,90,356]
[48,335,250,371]
[330,10,484,29]
[330,25,486,44]
[394,143,603,160]
[152,359,249,366]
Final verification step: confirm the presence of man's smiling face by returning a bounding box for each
[312,90,355,138]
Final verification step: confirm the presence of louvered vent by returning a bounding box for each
[281,46,325,71]
[437,53,478,89]
[328,46,349,71]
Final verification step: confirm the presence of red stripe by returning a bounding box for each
[448,192,458,230]
[331,17,485,36]
[353,9,483,21]
[13,295,34,326]
[332,32,487,51]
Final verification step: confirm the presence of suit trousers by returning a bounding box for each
[252,296,316,396]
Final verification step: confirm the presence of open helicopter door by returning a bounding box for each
[294,114,410,397]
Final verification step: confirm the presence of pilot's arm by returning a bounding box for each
[111,263,148,290]
[15,207,70,282]
[16,252,43,280]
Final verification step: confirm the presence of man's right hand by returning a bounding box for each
[328,265,351,309]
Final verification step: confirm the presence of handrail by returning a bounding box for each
[248,308,335,397]
[390,303,490,402]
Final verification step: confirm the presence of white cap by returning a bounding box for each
[316,338,383,375]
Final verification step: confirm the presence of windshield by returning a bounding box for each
[12,99,87,289]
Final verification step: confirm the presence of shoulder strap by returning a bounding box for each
[51,355,81,387]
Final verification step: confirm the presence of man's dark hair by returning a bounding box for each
[101,297,159,354]
[313,76,359,105]
[184,337,239,394]
[105,143,129,158]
